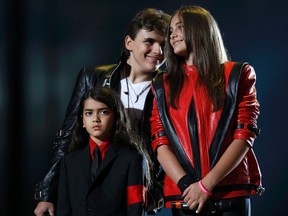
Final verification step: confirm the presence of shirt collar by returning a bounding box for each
[89,137,112,160]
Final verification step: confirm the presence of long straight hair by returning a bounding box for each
[165,5,229,111]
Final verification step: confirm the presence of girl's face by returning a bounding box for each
[170,14,194,64]
[169,14,187,57]
[125,29,165,76]
[82,98,115,145]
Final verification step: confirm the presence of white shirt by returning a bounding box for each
[120,78,151,130]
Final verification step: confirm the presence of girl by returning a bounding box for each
[57,87,151,216]
[150,5,264,216]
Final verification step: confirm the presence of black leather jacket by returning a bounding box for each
[34,59,159,203]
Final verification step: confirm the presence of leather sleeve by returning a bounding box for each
[234,64,260,146]
[150,87,170,153]
[34,67,100,202]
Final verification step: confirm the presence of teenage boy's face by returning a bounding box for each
[125,29,165,73]
[82,98,115,145]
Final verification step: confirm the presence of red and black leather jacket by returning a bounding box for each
[34,59,159,203]
[150,62,263,207]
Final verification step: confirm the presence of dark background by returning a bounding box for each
[1,0,287,215]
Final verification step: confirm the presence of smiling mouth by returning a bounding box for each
[173,40,183,46]
[147,55,160,63]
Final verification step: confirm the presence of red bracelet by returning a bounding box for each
[198,180,212,196]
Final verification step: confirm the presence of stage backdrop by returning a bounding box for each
[1,0,287,215]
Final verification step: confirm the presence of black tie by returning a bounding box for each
[91,147,101,181]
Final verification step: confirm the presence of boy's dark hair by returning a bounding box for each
[71,87,131,150]
[120,8,170,60]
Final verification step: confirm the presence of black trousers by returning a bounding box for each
[171,197,251,216]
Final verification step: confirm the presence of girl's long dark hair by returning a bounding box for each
[165,5,229,111]
[70,87,152,186]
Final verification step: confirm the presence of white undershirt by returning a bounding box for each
[120,78,151,129]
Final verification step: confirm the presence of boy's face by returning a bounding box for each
[82,98,115,145]
[125,29,165,75]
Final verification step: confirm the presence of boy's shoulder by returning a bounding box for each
[80,64,118,74]
[64,146,87,160]
[117,144,142,158]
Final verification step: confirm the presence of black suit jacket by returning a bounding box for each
[57,143,144,216]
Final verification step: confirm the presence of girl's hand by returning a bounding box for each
[182,181,210,214]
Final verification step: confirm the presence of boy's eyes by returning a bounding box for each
[99,109,110,115]
[145,39,154,45]
[84,111,93,116]
[84,109,111,116]
[144,39,165,50]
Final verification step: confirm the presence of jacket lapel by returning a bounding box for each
[88,144,121,190]
[80,145,93,185]
[209,62,246,168]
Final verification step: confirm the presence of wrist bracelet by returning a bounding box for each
[198,180,212,196]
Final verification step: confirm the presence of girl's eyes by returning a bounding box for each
[170,24,184,34]
[176,23,184,30]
